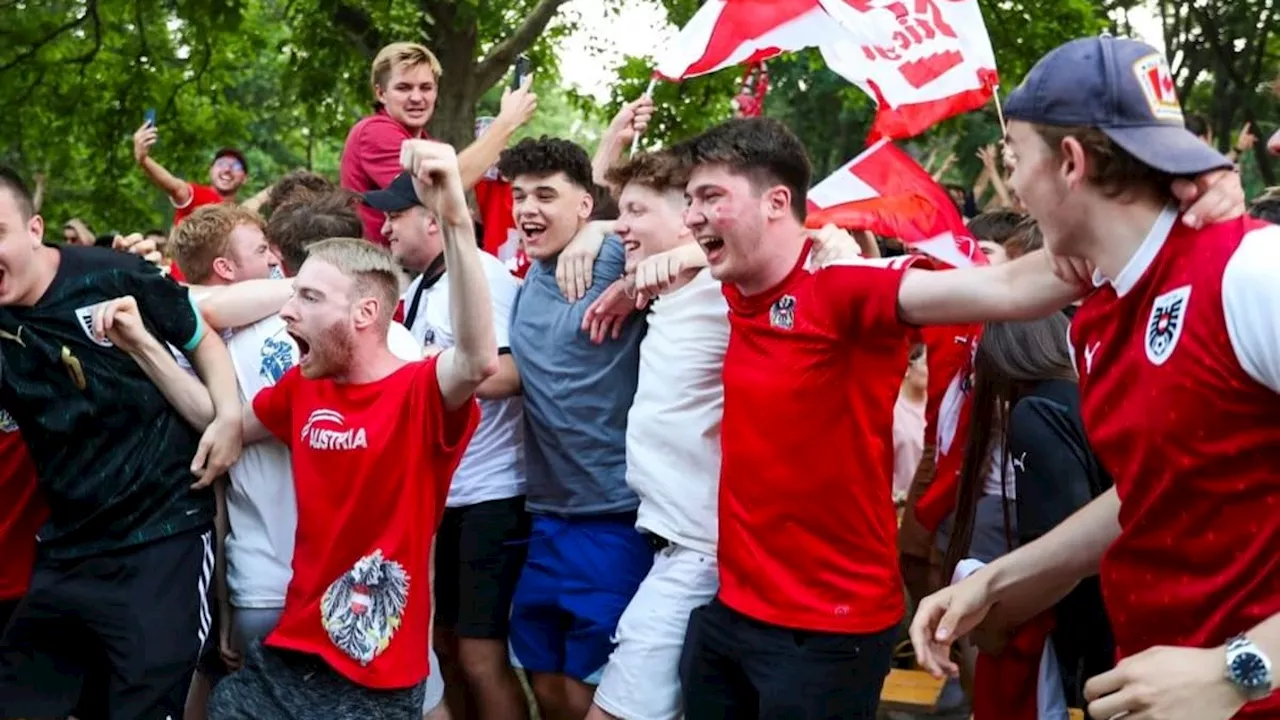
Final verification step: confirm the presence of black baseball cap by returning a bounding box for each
[362,172,422,213]
[1004,36,1232,176]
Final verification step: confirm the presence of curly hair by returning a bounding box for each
[669,117,811,222]
[171,204,265,284]
[266,192,363,276]
[604,151,682,194]
[496,136,594,191]
[265,170,338,215]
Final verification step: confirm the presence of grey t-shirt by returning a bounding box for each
[510,236,646,515]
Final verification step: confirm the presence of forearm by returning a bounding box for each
[240,184,275,213]
[476,354,521,399]
[188,331,242,421]
[139,156,190,204]
[127,335,216,429]
[592,133,627,191]
[442,220,499,377]
[898,250,1082,325]
[981,487,1120,625]
[197,279,292,331]
[1246,615,1280,686]
[457,118,519,190]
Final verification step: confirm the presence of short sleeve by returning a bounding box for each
[252,366,301,445]
[1223,226,1280,393]
[413,356,481,458]
[173,184,223,225]
[357,118,411,190]
[485,260,519,350]
[112,268,207,353]
[1009,395,1096,544]
[814,254,919,339]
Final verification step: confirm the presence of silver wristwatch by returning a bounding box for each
[1226,634,1274,702]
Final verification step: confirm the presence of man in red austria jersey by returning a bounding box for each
[0,410,44,631]
[207,140,496,719]
[911,36,1280,719]
[668,115,1245,719]
[340,42,537,245]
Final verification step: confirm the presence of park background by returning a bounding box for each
[3,0,1277,232]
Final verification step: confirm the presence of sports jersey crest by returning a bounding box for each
[259,336,295,384]
[0,408,17,433]
[320,550,410,665]
[73,304,114,347]
[1146,285,1191,366]
[770,295,796,330]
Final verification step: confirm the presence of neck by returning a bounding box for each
[1074,194,1168,285]
[734,222,807,297]
[334,337,403,385]
[17,246,62,306]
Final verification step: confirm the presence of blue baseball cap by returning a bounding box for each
[1004,35,1232,176]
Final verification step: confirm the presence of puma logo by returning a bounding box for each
[1012,452,1027,473]
[1084,342,1100,373]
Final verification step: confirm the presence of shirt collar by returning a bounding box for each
[1091,204,1178,297]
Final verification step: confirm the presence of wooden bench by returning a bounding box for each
[1069,710,1085,720]
[879,668,945,712]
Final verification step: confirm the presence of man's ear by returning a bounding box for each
[1059,136,1088,189]
[578,190,594,222]
[28,214,44,249]
[763,185,792,220]
[212,256,236,283]
[353,296,381,331]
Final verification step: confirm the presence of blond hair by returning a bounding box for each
[171,204,265,284]
[370,42,443,95]
[304,238,406,325]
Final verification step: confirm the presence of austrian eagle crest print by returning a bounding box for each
[321,549,410,665]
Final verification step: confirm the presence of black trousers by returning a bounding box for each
[679,597,897,720]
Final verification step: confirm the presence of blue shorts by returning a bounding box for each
[508,512,653,682]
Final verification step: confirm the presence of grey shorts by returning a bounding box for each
[230,606,284,653]
[208,643,426,720]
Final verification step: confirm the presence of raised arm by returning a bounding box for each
[896,249,1086,327]
[402,140,499,409]
[456,76,537,190]
[132,123,192,206]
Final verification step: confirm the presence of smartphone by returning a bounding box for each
[511,55,531,91]
[144,108,157,127]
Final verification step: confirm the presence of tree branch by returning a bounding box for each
[329,0,384,60]
[0,3,95,74]
[474,0,572,88]
[68,0,103,80]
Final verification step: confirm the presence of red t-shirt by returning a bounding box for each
[173,183,226,226]
[340,109,427,246]
[1072,214,1280,717]
[252,359,479,689]
[0,411,43,601]
[718,243,919,633]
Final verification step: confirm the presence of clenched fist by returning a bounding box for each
[400,139,468,226]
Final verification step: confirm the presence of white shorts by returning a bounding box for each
[423,646,445,713]
[592,543,719,720]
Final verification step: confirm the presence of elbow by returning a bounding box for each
[462,353,500,385]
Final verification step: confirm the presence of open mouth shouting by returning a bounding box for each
[521,221,548,246]
[289,331,313,366]
[698,235,726,264]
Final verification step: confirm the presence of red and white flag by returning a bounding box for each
[805,138,983,268]
[653,0,998,140]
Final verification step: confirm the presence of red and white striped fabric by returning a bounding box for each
[653,0,998,140]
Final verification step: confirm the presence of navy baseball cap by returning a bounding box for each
[1004,36,1232,176]
[362,172,421,213]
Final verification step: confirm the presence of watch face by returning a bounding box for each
[1231,652,1270,689]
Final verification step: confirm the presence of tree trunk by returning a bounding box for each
[428,23,481,148]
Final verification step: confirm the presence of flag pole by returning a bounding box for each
[991,85,1007,135]
[630,77,658,156]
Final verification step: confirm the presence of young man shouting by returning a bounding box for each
[669,111,1244,718]
[911,36,1280,719]
[208,140,495,718]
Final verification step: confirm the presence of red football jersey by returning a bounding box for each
[252,359,479,689]
[1072,211,1280,717]
[0,411,44,601]
[173,183,226,226]
[718,243,919,633]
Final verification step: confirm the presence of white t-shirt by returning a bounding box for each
[225,315,421,608]
[403,253,525,507]
[626,270,729,556]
